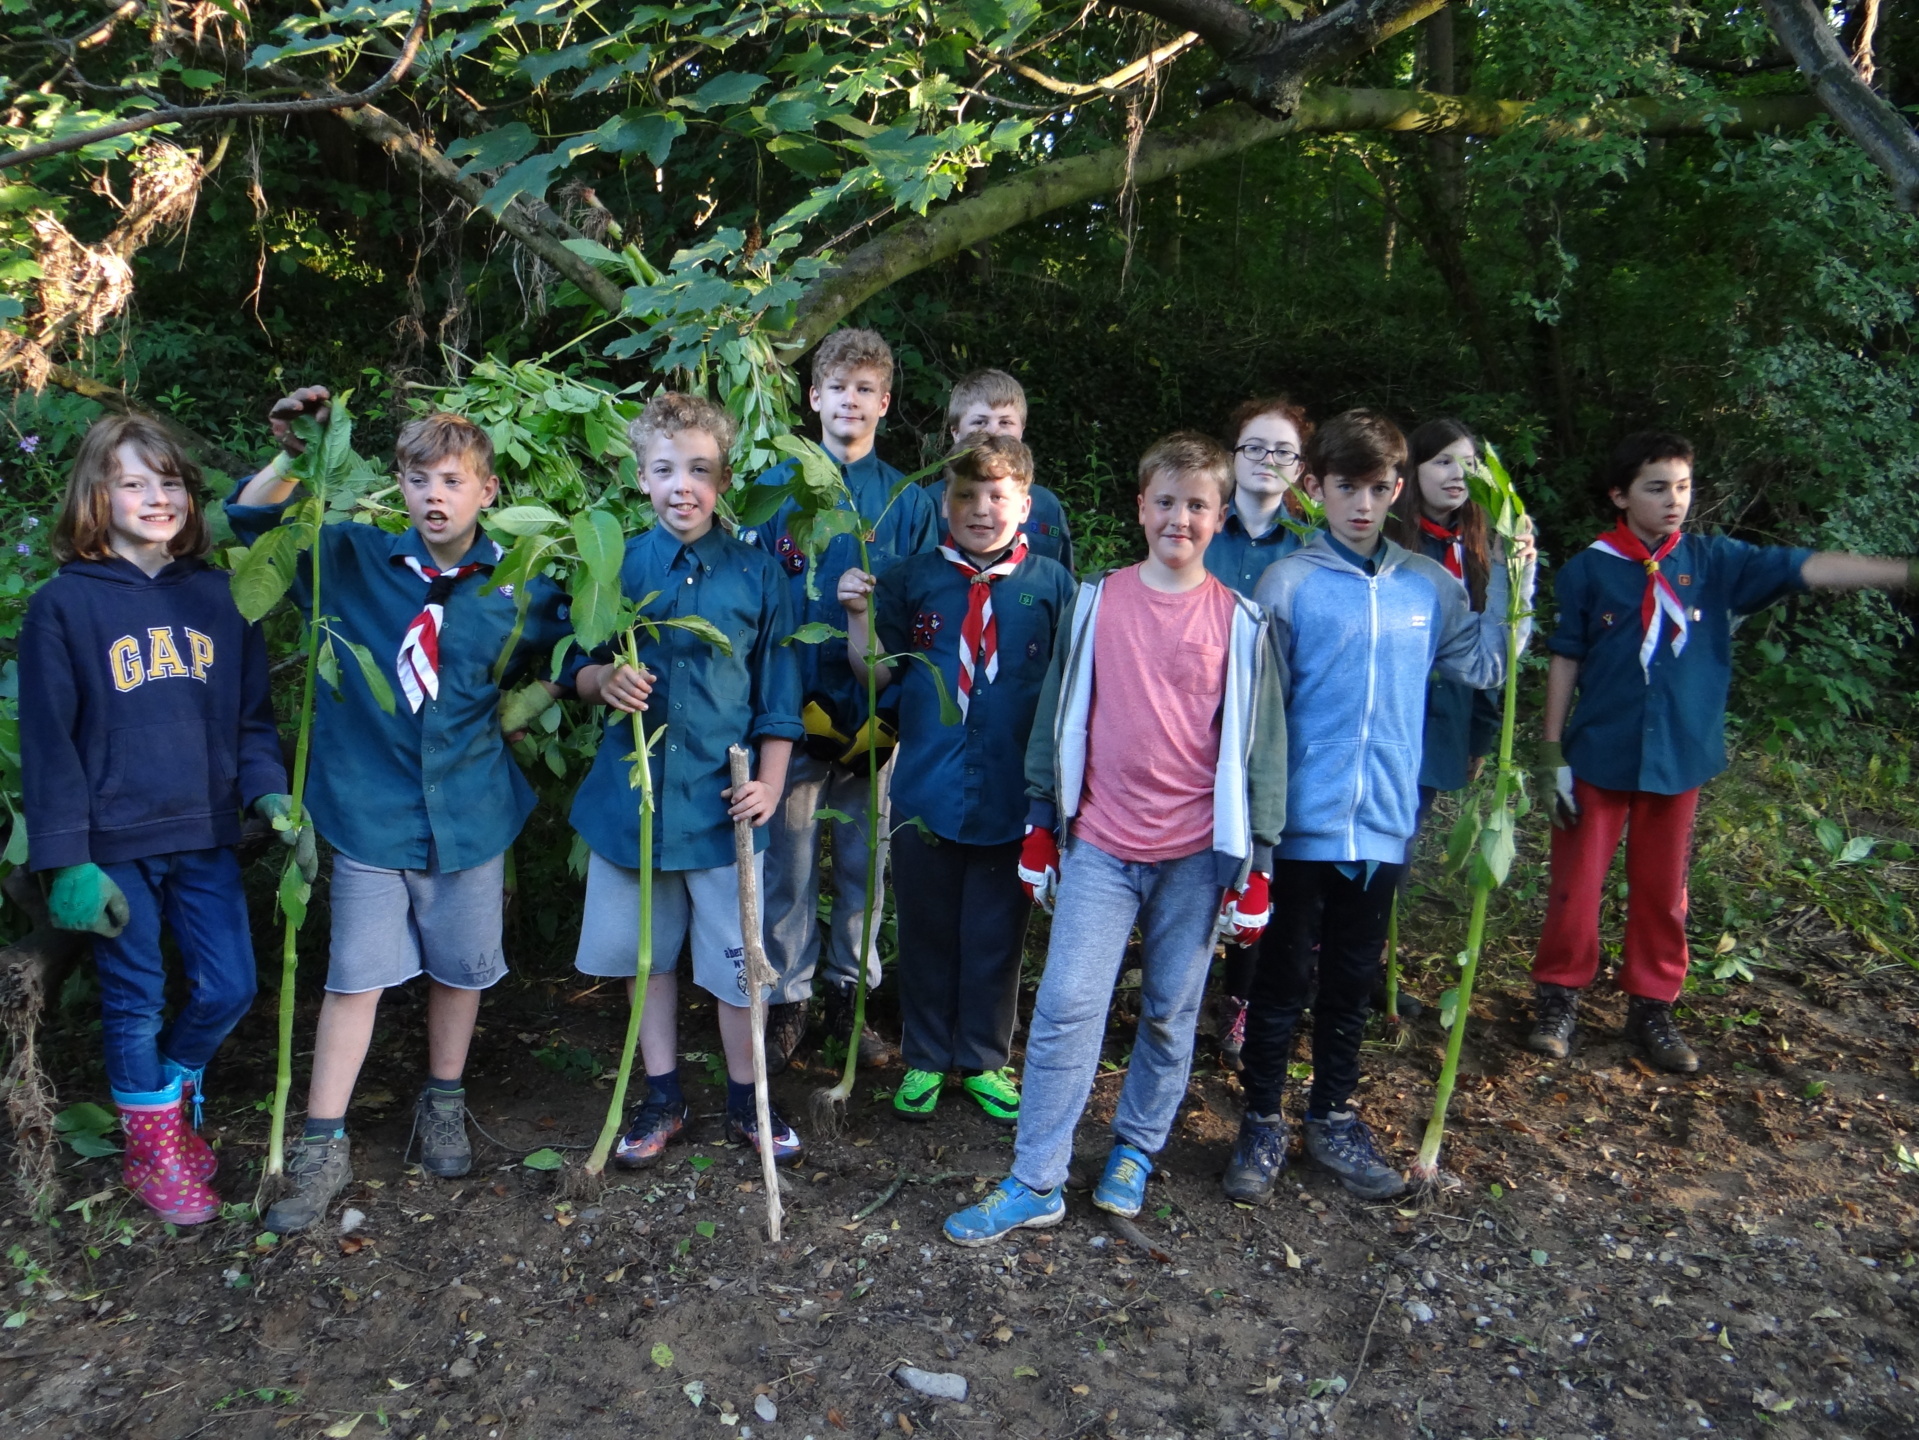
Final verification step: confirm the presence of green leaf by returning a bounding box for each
[734,477,797,530]
[177,68,222,89]
[1476,807,1516,888]
[447,122,540,178]
[490,504,567,536]
[687,1154,714,1172]
[680,72,768,111]
[522,1148,565,1171]
[569,575,626,651]
[660,614,733,657]
[336,635,397,715]
[771,435,846,505]
[277,861,310,928]
[229,525,302,622]
[2,817,27,867]
[316,636,342,700]
[651,1342,674,1368]
[1444,806,1482,877]
[54,1102,117,1136]
[1437,986,1461,1029]
[898,651,963,726]
[571,508,625,583]
[695,1220,716,1238]
[783,621,845,646]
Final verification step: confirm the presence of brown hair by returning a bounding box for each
[1225,394,1315,522]
[53,415,211,565]
[945,432,1033,492]
[1606,430,1694,506]
[395,412,495,478]
[1387,417,1492,610]
[1137,431,1234,506]
[628,391,739,478]
[947,368,1027,431]
[811,327,894,390]
[1308,409,1406,486]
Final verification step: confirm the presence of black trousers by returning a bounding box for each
[1241,858,1406,1116]
[890,826,1029,1073]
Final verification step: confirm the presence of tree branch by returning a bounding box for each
[0,2,431,172]
[1761,0,1919,209]
[998,31,1204,96]
[43,363,254,477]
[1108,0,1261,56]
[779,86,1825,356]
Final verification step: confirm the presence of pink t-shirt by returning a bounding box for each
[1074,566,1236,864]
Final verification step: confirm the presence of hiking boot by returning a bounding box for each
[942,1177,1065,1247]
[1625,996,1699,1074]
[1091,1143,1153,1218]
[764,1001,809,1076]
[894,1069,943,1121]
[117,1089,220,1226]
[408,1086,472,1179]
[1218,995,1249,1073]
[1527,983,1580,1060]
[960,1068,1020,1126]
[727,1105,805,1167]
[824,982,894,1068]
[613,1094,690,1168]
[1222,1111,1291,1203]
[1303,1110,1407,1200]
[263,1133,352,1235]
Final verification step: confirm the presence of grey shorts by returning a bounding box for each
[326,849,508,994]
[574,850,768,1007]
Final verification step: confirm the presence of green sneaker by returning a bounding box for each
[960,1068,1021,1126]
[894,1069,943,1120]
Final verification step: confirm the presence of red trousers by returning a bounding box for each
[1531,779,1701,1003]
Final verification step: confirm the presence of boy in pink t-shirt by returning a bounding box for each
[943,433,1289,1246]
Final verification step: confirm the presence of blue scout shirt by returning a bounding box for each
[1412,526,1502,793]
[226,494,570,872]
[919,476,1076,573]
[873,546,1076,847]
[1549,532,1811,795]
[1204,500,1305,598]
[563,525,804,873]
[743,449,940,733]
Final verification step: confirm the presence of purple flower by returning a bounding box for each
[17,435,37,454]
[22,517,35,529]
[14,543,27,554]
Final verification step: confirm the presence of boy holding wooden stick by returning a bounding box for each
[567,393,807,1166]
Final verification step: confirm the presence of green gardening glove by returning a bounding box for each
[48,863,130,937]
[499,680,559,738]
[254,794,318,882]
[1536,740,1579,830]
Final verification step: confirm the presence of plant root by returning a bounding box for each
[562,1163,609,1204]
[1410,1163,1464,1201]
[808,1086,850,1138]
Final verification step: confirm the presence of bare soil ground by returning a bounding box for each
[3,789,1918,1440]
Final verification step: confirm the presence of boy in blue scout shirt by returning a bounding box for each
[229,393,570,1235]
[1528,432,1916,1072]
[941,369,1074,572]
[837,434,1075,1125]
[743,329,940,1072]
[566,393,807,1167]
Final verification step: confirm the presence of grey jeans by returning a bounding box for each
[761,748,888,1005]
[1012,837,1223,1192]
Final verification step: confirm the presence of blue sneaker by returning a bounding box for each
[1221,1112,1290,1203]
[942,1178,1066,1247]
[1303,1110,1407,1200]
[1091,1143,1153,1218]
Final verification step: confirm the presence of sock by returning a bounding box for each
[426,1075,464,1096]
[304,1115,346,1141]
[726,1078,755,1117]
[646,1068,683,1108]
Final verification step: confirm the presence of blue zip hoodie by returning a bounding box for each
[19,556,285,870]
[1254,534,1533,864]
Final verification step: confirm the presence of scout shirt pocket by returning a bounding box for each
[95,720,233,833]
[1164,640,1225,698]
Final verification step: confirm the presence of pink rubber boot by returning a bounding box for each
[117,1087,221,1225]
[161,1062,217,1183]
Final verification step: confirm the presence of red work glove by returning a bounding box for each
[1217,871,1272,946]
[1018,825,1061,912]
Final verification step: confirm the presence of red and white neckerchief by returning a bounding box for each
[395,544,500,712]
[1589,520,1688,681]
[937,534,1028,719]
[1418,514,1465,582]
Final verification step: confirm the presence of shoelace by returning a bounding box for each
[1637,1007,1685,1047]
[1242,1122,1285,1169]
[288,1136,337,1181]
[1224,1002,1249,1046]
[1107,1157,1146,1190]
[625,1099,680,1135]
[415,1095,467,1154]
[1322,1118,1386,1168]
[1536,991,1578,1027]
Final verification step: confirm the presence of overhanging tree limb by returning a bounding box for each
[0,2,432,171]
[778,87,1825,356]
[1761,0,1919,208]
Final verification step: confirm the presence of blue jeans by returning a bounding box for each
[95,848,258,1097]
[762,748,888,1005]
[1012,838,1222,1192]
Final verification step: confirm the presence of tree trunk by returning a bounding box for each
[1762,0,1919,209]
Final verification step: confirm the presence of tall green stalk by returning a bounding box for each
[1382,896,1401,1029]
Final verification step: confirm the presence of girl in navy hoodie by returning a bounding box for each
[20,417,303,1224]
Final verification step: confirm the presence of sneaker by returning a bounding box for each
[263,1133,353,1235]
[894,1069,943,1121]
[1303,1110,1407,1200]
[1222,1111,1291,1203]
[824,982,895,1068]
[942,1177,1066,1247]
[1091,1143,1153,1218]
[727,1106,805,1167]
[1527,982,1580,1059]
[408,1087,472,1179]
[764,1001,809,1077]
[959,1068,1020,1126]
[1218,995,1249,1073]
[1625,997,1699,1074]
[613,1094,689,1168]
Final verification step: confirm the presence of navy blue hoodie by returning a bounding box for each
[20,556,285,870]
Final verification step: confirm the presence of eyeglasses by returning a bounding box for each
[1235,443,1302,467]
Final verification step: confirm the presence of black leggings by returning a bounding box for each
[1241,859,1406,1116]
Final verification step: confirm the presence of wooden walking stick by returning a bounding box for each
[729,745,784,1242]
